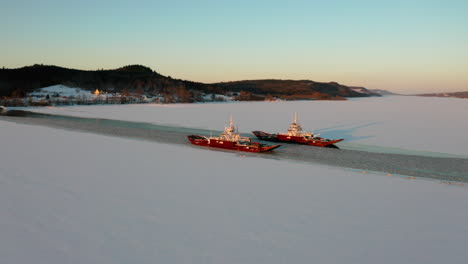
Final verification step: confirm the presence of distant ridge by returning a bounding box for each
[368,89,398,96]
[416,91,468,99]
[350,86,381,96]
[216,80,380,100]
[0,64,377,101]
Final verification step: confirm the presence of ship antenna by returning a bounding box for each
[229,114,233,127]
[294,112,298,123]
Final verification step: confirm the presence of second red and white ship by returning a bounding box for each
[252,113,344,147]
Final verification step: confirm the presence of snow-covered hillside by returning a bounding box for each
[1,119,467,264]
[27,96,468,156]
[28,84,96,99]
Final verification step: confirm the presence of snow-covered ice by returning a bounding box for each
[2,96,468,263]
[1,119,468,264]
[27,96,468,156]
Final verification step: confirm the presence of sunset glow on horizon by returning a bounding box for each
[2,0,467,94]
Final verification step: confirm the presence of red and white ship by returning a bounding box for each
[187,116,281,153]
[252,113,344,147]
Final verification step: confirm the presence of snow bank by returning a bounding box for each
[1,120,468,264]
[27,96,468,156]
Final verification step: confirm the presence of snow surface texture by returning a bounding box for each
[28,96,468,156]
[1,120,468,264]
[0,121,468,264]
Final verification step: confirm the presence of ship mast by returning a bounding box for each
[287,112,304,136]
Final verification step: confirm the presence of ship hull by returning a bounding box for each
[187,135,281,153]
[252,131,343,147]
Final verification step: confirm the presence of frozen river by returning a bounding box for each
[2,98,468,264]
[2,110,467,182]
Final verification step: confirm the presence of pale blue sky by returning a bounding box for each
[1,0,467,93]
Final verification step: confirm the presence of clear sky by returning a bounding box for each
[1,0,467,93]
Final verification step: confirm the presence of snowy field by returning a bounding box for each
[27,96,468,156]
[1,119,468,264]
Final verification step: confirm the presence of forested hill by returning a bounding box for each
[215,80,376,100]
[0,64,378,100]
[0,64,220,97]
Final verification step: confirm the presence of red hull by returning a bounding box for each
[252,131,343,147]
[187,135,281,153]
